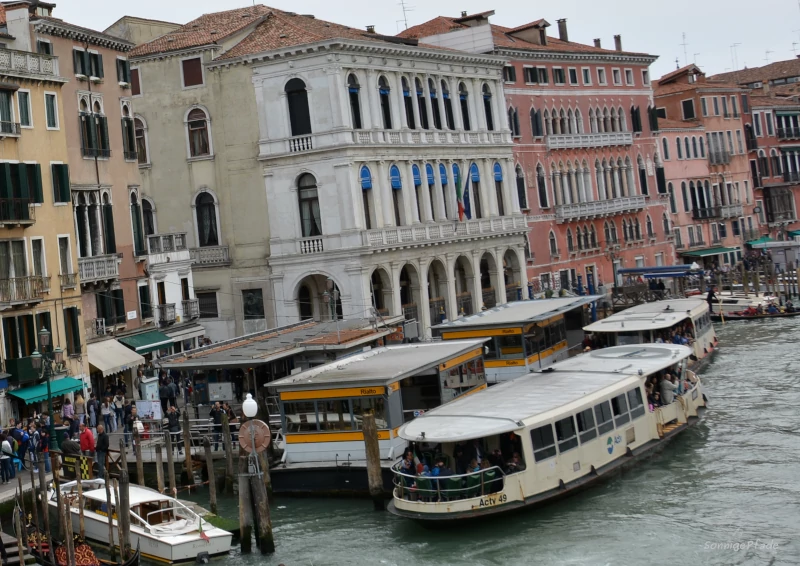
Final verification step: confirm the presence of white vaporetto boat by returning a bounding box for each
[388,344,706,522]
[50,480,232,563]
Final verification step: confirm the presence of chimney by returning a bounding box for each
[366,25,375,33]
[593,38,601,48]
[614,35,622,52]
[557,19,568,42]
[461,11,468,17]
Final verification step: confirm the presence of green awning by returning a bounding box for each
[118,330,173,354]
[787,230,800,238]
[9,377,84,405]
[747,236,773,245]
[776,110,800,117]
[680,246,736,258]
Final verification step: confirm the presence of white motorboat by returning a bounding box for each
[49,479,232,563]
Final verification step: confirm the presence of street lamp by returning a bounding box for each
[30,327,64,450]
[242,393,258,419]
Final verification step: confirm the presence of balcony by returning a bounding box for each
[0,48,60,80]
[0,276,48,304]
[93,318,107,337]
[157,303,176,325]
[692,206,721,220]
[546,131,633,151]
[5,356,39,386]
[0,121,20,137]
[147,233,190,266]
[555,195,646,223]
[0,198,34,225]
[777,127,800,140]
[709,150,731,166]
[687,238,706,249]
[59,273,78,289]
[78,254,119,285]
[784,171,800,184]
[720,203,744,219]
[361,215,528,250]
[766,209,796,224]
[182,298,200,319]
[190,245,230,267]
[746,137,758,151]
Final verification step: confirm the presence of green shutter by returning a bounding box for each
[82,51,90,76]
[100,116,110,152]
[60,165,70,202]
[17,164,29,200]
[0,163,11,199]
[116,59,123,82]
[103,204,117,253]
[66,307,81,355]
[32,164,43,204]
[121,119,129,153]
[73,49,81,74]
[96,54,104,78]
[132,202,144,255]
[87,114,98,151]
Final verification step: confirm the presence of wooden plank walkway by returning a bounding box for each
[1,531,35,565]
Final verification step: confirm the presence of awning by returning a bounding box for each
[680,246,736,258]
[164,324,205,343]
[88,339,145,377]
[747,236,773,246]
[9,377,84,405]
[617,265,702,276]
[118,330,173,354]
[787,230,800,238]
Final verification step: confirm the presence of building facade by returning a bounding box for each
[401,13,674,290]
[654,65,760,267]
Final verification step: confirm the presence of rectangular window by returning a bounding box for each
[736,130,744,154]
[576,407,597,443]
[242,288,265,320]
[612,68,622,85]
[116,58,131,84]
[627,388,645,419]
[181,57,203,88]
[51,164,70,203]
[31,239,45,277]
[582,68,592,85]
[568,68,578,85]
[611,393,630,426]
[139,284,153,319]
[753,113,762,136]
[197,291,218,318]
[64,306,81,355]
[555,416,578,453]
[642,70,650,85]
[755,199,765,224]
[731,220,740,236]
[765,112,774,136]
[594,401,614,434]
[719,222,727,238]
[17,91,31,127]
[523,67,536,84]
[711,223,719,242]
[552,68,565,85]
[597,68,607,85]
[722,97,729,118]
[502,65,516,83]
[726,131,734,154]
[130,68,141,96]
[89,52,104,79]
[530,424,556,462]
[72,48,89,76]
[44,93,58,129]
[24,163,43,203]
[712,97,720,116]
[681,99,696,120]
[741,94,750,113]
[536,67,549,85]
[701,98,708,117]
[624,69,634,86]
[58,236,71,275]
[36,40,52,55]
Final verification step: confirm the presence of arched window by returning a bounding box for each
[493,162,505,216]
[429,79,442,129]
[668,182,677,213]
[589,108,597,133]
[638,156,648,195]
[530,107,543,137]
[401,77,415,129]
[590,225,597,248]
[699,136,706,158]
[681,181,689,212]
[543,109,552,135]
[676,137,683,159]
[130,191,145,256]
[610,222,618,243]
[441,80,455,130]
[549,231,558,255]
[515,165,528,209]
[101,193,116,254]
[286,78,311,136]
[662,137,670,160]
[536,164,548,208]
[298,285,313,321]
[416,78,429,130]
[389,165,404,226]
[425,163,440,220]
[583,226,590,250]
[771,149,783,175]
[468,163,483,219]
[575,109,583,133]
[604,222,611,245]
[439,163,450,218]
[684,137,691,160]
[134,117,148,165]
[508,107,520,137]
[618,106,627,132]
[195,192,219,246]
[360,166,373,230]
[662,213,670,235]
[142,198,156,236]
[297,174,321,238]
[458,82,470,131]
[566,229,574,252]
[646,215,654,238]
[692,136,699,158]
[482,84,494,131]
[378,76,392,130]
[411,164,423,222]
[347,74,362,129]
[187,108,210,157]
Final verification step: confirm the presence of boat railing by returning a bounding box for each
[391,464,507,503]
[145,506,201,535]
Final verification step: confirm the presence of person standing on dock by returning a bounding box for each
[166,405,183,456]
[159,377,170,415]
[79,422,95,457]
[95,424,109,478]
[209,402,223,451]
[706,286,718,313]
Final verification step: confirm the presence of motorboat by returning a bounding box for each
[49,479,232,563]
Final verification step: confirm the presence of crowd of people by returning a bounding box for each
[644,366,696,409]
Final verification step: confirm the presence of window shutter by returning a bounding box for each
[116,59,123,82]
[0,163,11,199]
[87,114,98,151]
[130,69,140,96]
[32,164,42,204]
[121,119,129,153]
[17,164,28,200]
[100,116,110,151]
[60,165,70,202]
[82,51,91,76]
[73,50,82,74]
[69,307,81,354]
[103,203,117,253]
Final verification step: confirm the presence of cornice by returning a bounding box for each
[493,47,658,66]
[130,44,217,64]
[34,20,134,52]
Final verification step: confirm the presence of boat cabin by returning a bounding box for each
[270,340,489,464]
[431,297,601,383]
[583,299,717,362]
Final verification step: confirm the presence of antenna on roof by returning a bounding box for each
[680,32,689,67]
[793,43,799,56]
[675,57,680,70]
[765,49,773,64]
[398,0,414,30]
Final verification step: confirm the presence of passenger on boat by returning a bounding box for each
[651,391,663,407]
[399,451,415,475]
[660,375,679,404]
[767,303,780,314]
[488,448,505,470]
[434,460,454,477]
[468,458,481,473]
[505,452,526,474]
[786,300,795,313]
[463,438,486,465]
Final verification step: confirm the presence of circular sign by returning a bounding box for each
[239,420,271,454]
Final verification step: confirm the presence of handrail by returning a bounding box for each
[391,464,507,502]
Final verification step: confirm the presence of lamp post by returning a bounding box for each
[30,327,64,451]
[242,394,260,476]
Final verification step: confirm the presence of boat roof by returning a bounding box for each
[269,339,487,391]
[399,344,691,443]
[82,485,172,506]
[583,299,708,333]
[433,296,601,332]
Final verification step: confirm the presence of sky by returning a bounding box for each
[63,0,800,80]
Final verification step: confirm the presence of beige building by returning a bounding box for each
[0,1,88,422]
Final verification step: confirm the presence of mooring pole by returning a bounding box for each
[27,460,40,554]
[60,495,76,566]
[119,469,132,559]
[203,437,218,515]
[238,446,252,554]
[181,410,193,486]
[103,471,116,560]
[221,413,235,494]
[165,428,177,496]
[38,462,56,566]
[249,450,274,554]
[155,438,165,493]
[133,427,145,486]
[76,456,86,539]
[16,472,27,546]
[362,413,384,511]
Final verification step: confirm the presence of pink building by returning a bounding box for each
[400,13,674,292]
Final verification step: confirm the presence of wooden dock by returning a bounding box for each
[1,531,35,565]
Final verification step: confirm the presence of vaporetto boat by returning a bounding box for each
[49,480,232,563]
[388,344,706,522]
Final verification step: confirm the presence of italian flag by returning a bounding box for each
[456,172,466,221]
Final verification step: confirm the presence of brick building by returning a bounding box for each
[400,12,673,291]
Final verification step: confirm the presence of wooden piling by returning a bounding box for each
[38,461,56,566]
[103,471,117,560]
[257,449,272,499]
[249,456,275,554]
[113,479,124,559]
[155,439,165,493]
[165,429,177,496]
[203,437,218,515]
[16,471,27,546]
[53,453,64,538]
[27,461,40,553]
[362,413,384,511]
[14,492,24,566]
[181,410,193,486]
[237,446,252,554]
[133,427,145,486]
[741,262,749,297]
[60,493,76,566]
[76,457,85,539]
[221,413,235,494]
[118,469,132,559]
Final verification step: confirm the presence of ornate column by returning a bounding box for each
[419,162,434,222]
[409,73,421,130]
[391,72,406,130]
[444,253,458,321]
[358,70,375,130]
[390,261,403,317]
[365,69,382,131]
[613,166,622,199]
[436,160,451,220]
[471,250,483,312]
[481,158,498,217]
[422,75,435,131]
[435,76,448,131]
[376,160,394,226]
[418,261,432,337]
[449,78,464,132]
[94,203,105,255]
[82,204,92,257]
[326,66,346,130]
[504,158,520,214]
[470,78,487,131]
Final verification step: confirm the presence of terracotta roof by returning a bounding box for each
[653,82,698,96]
[657,64,701,85]
[398,16,463,40]
[506,19,549,33]
[750,95,800,109]
[0,5,5,26]
[710,58,800,86]
[32,15,134,47]
[130,5,271,57]
[657,118,702,130]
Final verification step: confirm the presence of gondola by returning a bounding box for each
[710,310,800,322]
[27,529,140,566]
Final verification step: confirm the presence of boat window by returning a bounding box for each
[350,397,387,430]
[283,400,321,432]
[594,400,614,435]
[627,387,645,419]
[576,407,597,443]
[555,416,578,453]
[530,423,557,462]
[523,326,544,357]
[611,393,630,427]
[496,334,524,359]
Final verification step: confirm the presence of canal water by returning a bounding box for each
[110,321,800,565]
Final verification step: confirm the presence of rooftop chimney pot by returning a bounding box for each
[614,34,622,52]
[557,19,568,42]
[594,38,601,48]
[366,25,375,33]
[461,11,468,17]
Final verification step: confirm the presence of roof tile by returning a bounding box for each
[710,58,800,86]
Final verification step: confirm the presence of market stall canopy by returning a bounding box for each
[118,330,172,354]
[88,339,145,377]
[680,246,736,258]
[9,376,84,404]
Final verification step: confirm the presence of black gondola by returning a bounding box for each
[27,529,140,566]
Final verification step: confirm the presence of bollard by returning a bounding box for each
[250,457,275,554]
[361,413,384,511]
[181,410,193,486]
[38,461,56,566]
[134,427,145,486]
[104,471,117,560]
[221,413,235,495]
[60,493,76,566]
[238,446,252,554]
[17,473,27,546]
[114,479,124,559]
[155,439,165,493]
[203,437,218,515]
